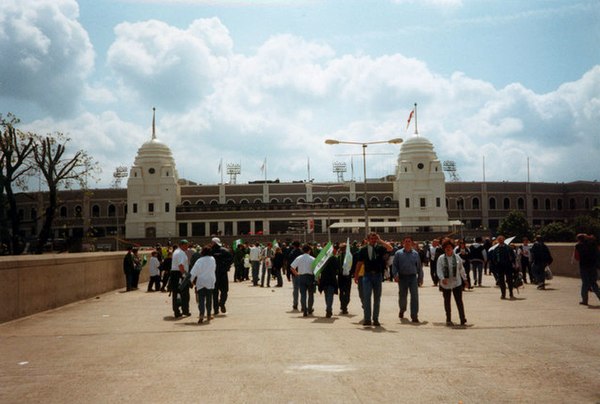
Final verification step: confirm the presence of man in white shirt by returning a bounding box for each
[290,245,316,317]
[169,239,191,318]
[249,243,261,286]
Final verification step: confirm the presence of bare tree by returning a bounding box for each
[33,133,99,254]
[0,114,35,254]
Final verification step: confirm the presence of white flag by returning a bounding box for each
[342,237,353,276]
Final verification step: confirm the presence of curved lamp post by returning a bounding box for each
[325,138,403,237]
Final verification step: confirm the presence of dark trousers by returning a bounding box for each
[147,275,161,291]
[213,271,229,312]
[398,274,419,320]
[298,274,315,313]
[442,286,466,322]
[124,269,134,291]
[580,266,600,304]
[521,257,531,282]
[131,270,140,288]
[251,261,260,285]
[498,266,514,298]
[338,275,352,311]
[160,270,170,291]
[430,262,439,285]
[234,263,245,281]
[197,288,213,317]
[272,267,283,286]
[169,271,190,315]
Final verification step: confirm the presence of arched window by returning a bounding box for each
[383,196,393,203]
[282,198,292,204]
[557,199,563,211]
[569,198,576,210]
[30,208,37,220]
[313,197,322,203]
[195,200,205,205]
[472,197,480,210]
[489,197,496,210]
[270,198,279,204]
[327,197,336,204]
[503,198,510,210]
[370,197,379,203]
[60,206,68,217]
[457,198,464,210]
[91,204,100,217]
[227,199,236,205]
[210,200,219,206]
[74,205,82,217]
[339,197,349,203]
[182,200,191,206]
[517,197,525,210]
[533,198,539,210]
[356,197,365,206]
[545,198,551,210]
[585,198,590,209]
[108,204,116,217]
[240,199,249,204]
[254,199,263,204]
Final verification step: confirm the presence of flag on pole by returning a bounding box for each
[233,238,243,251]
[272,239,279,249]
[218,158,222,174]
[260,158,266,173]
[311,241,333,279]
[406,109,414,131]
[342,237,353,276]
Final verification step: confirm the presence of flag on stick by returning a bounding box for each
[406,109,414,131]
[342,237,353,276]
[233,238,243,251]
[311,241,333,280]
[272,239,279,249]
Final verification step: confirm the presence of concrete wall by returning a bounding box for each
[0,252,149,323]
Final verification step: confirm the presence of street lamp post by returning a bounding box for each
[325,137,403,238]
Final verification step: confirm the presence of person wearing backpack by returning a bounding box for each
[437,238,468,326]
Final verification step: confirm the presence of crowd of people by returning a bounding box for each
[122,231,600,326]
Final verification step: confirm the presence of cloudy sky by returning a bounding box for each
[1,0,599,188]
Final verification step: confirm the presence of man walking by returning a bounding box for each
[290,244,316,317]
[392,236,423,323]
[249,242,261,286]
[531,235,553,290]
[211,237,233,315]
[169,240,191,318]
[355,232,393,327]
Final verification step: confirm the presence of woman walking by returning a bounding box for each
[437,238,468,326]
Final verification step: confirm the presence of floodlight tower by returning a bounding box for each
[112,166,128,188]
[227,163,241,184]
[443,160,460,182]
[332,161,347,182]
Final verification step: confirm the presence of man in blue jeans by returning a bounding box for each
[354,232,393,327]
[392,236,423,323]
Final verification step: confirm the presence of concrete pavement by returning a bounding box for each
[1,271,599,403]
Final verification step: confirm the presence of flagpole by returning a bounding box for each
[414,103,418,136]
[307,157,311,182]
[483,155,486,182]
[264,157,267,182]
[220,158,223,184]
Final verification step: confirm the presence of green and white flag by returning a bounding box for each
[311,241,333,279]
[272,239,279,249]
[233,239,243,251]
[342,237,353,276]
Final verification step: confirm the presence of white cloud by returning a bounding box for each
[391,0,463,8]
[0,0,94,116]
[106,18,232,111]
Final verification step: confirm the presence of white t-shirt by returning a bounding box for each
[171,248,189,272]
[148,256,161,277]
[249,246,261,261]
[291,253,315,275]
[190,256,216,290]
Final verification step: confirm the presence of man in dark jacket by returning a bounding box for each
[211,237,233,314]
[530,235,552,291]
[574,234,599,305]
[318,246,340,318]
[123,246,135,291]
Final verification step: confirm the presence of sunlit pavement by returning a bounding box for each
[1,272,599,403]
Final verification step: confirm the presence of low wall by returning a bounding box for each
[0,244,581,323]
[0,252,149,323]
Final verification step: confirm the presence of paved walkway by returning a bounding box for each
[1,271,599,403]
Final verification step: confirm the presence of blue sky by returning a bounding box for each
[1,0,599,187]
